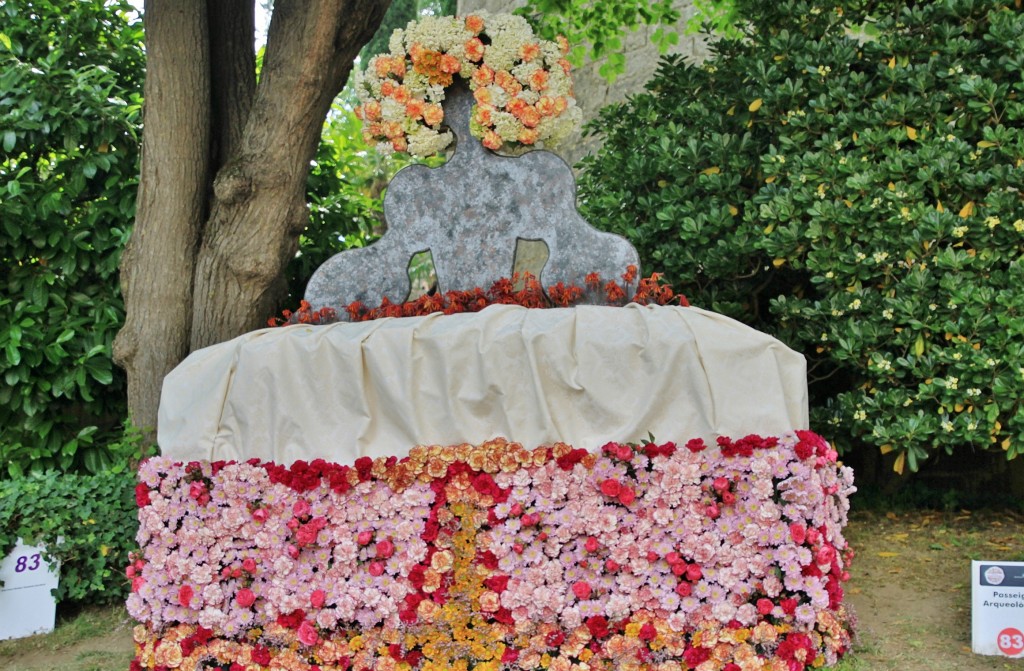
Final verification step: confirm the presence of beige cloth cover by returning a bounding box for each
[158,304,808,464]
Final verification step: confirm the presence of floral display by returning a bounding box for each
[270,267,684,327]
[129,431,855,671]
[354,12,582,156]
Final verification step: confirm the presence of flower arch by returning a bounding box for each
[354,12,582,157]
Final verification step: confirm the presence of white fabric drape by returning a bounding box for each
[158,304,808,464]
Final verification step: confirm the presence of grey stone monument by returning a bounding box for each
[304,84,639,313]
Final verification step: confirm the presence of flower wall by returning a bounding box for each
[129,432,855,671]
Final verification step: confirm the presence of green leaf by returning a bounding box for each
[2,130,15,152]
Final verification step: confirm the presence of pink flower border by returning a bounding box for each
[128,431,855,671]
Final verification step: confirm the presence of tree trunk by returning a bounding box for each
[113,0,211,439]
[115,0,390,442]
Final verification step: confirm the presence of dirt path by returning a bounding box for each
[845,509,1024,671]
[2,510,1023,670]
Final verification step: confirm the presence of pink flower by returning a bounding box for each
[713,477,730,493]
[375,539,395,559]
[510,503,523,517]
[251,507,268,523]
[357,530,374,545]
[310,589,326,608]
[297,620,319,646]
[286,544,300,559]
[236,587,256,608]
[675,582,692,597]
[178,584,194,607]
[572,581,592,599]
[756,598,774,615]
[293,499,311,517]
[685,564,702,581]
[618,487,636,505]
[131,576,145,593]
[705,503,720,519]
[368,561,385,577]
[242,557,257,573]
[789,523,807,545]
[584,537,600,553]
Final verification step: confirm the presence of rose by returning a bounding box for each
[756,598,774,615]
[584,537,600,553]
[685,564,703,581]
[252,507,268,523]
[375,539,395,559]
[675,581,692,597]
[789,523,807,545]
[572,581,592,599]
[242,557,257,573]
[178,584,194,607]
[368,561,385,577]
[297,620,320,646]
[618,486,636,505]
[357,530,374,545]
[713,477,730,493]
[236,588,256,608]
[600,478,622,497]
[310,589,326,608]
[293,499,311,517]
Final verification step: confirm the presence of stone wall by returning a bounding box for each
[456,0,709,165]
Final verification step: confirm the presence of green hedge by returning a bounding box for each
[579,0,1024,472]
[0,469,138,604]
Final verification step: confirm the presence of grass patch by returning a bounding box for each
[0,603,133,671]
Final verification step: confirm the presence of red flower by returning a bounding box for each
[572,581,592,599]
[584,536,600,553]
[178,584,194,607]
[600,478,622,497]
[375,539,395,559]
[484,574,509,592]
[756,597,774,615]
[276,609,306,630]
[242,557,257,573]
[586,615,610,639]
[310,589,326,608]
[675,581,692,597]
[251,644,271,665]
[639,622,657,641]
[683,645,711,667]
[134,483,151,507]
[357,530,374,546]
[685,438,706,453]
[618,486,636,505]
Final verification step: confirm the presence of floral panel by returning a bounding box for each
[129,432,855,671]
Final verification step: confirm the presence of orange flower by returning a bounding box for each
[423,104,444,127]
[558,57,572,75]
[529,69,550,91]
[474,105,493,127]
[362,100,382,121]
[518,127,539,146]
[519,42,541,62]
[464,37,485,62]
[392,85,411,104]
[520,106,541,128]
[374,56,394,78]
[474,86,494,106]
[557,35,570,54]
[482,130,503,151]
[465,14,485,34]
[381,121,403,139]
[495,70,522,96]
[536,96,556,117]
[472,64,495,87]
[390,136,408,153]
[554,96,569,114]
[441,53,461,74]
[380,80,395,97]
[405,99,425,120]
